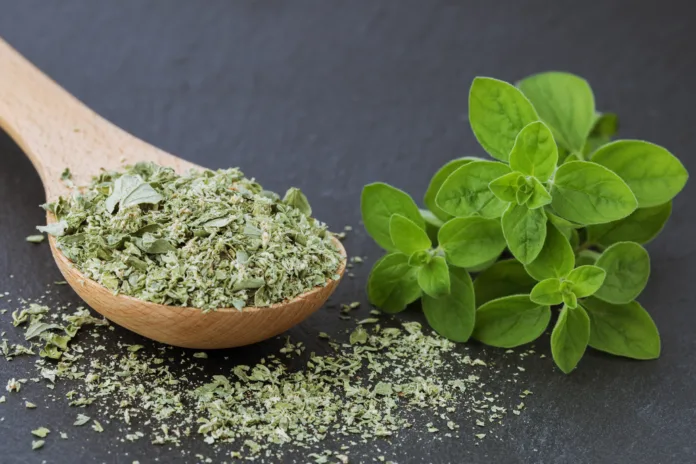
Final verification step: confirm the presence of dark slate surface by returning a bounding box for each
[1,1,695,463]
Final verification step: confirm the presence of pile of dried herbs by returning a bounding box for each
[0,290,535,461]
[38,163,343,311]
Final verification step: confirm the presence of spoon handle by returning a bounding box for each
[0,38,93,197]
[0,37,167,200]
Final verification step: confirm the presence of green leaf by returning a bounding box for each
[515,187,532,206]
[524,222,575,281]
[282,187,312,216]
[473,259,536,307]
[576,249,601,267]
[417,256,451,298]
[594,242,650,304]
[361,183,424,251]
[436,161,511,218]
[419,208,444,245]
[526,177,552,209]
[546,210,583,231]
[389,214,432,255]
[422,267,476,342]
[438,217,507,268]
[570,229,580,250]
[551,305,590,374]
[518,71,596,153]
[465,256,499,273]
[550,161,638,224]
[424,158,479,221]
[586,201,672,247]
[567,265,606,298]
[530,278,563,305]
[408,250,431,267]
[509,121,558,182]
[501,203,547,264]
[469,77,539,161]
[562,152,582,164]
[562,291,578,309]
[489,171,523,204]
[473,295,551,348]
[582,297,660,359]
[367,253,421,313]
[419,208,444,228]
[592,140,688,208]
[583,112,618,155]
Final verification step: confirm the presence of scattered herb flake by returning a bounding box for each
[31,427,50,438]
[73,414,91,426]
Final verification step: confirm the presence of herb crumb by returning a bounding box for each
[31,427,50,438]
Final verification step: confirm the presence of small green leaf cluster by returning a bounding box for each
[361,71,688,373]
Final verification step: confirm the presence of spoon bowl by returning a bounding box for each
[0,38,346,348]
[49,234,345,349]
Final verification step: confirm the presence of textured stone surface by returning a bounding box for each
[1,1,695,462]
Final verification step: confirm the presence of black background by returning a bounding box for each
[1,1,695,463]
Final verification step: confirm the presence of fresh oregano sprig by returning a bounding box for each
[361,71,688,374]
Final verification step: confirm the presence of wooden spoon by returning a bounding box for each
[0,38,346,349]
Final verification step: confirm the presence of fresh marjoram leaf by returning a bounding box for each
[408,250,431,268]
[594,242,650,304]
[501,203,547,264]
[518,71,596,154]
[464,255,499,273]
[437,216,506,268]
[473,259,536,307]
[586,201,672,247]
[562,291,578,309]
[419,208,444,245]
[524,222,575,281]
[551,305,590,374]
[473,295,551,348]
[469,77,539,162]
[582,297,660,359]
[575,250,601,267]
[417,256,451,298]
[436,161,511,218]
[592,140,688,208]
[389,214,432,255]
[422,267,476,342]
[424,158,479,221]
[550,161,637,225]
[525,177,552,210]
[546,210,583,234]
[362,182,424,251]
[530,278,563,306]
[509,121,558,182]
[367,253,421,313]
[566,265,606,298]
[489,171,523,204]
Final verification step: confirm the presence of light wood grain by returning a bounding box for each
[0,37,346,348]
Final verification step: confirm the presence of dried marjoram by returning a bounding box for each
[39,163,343,311]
